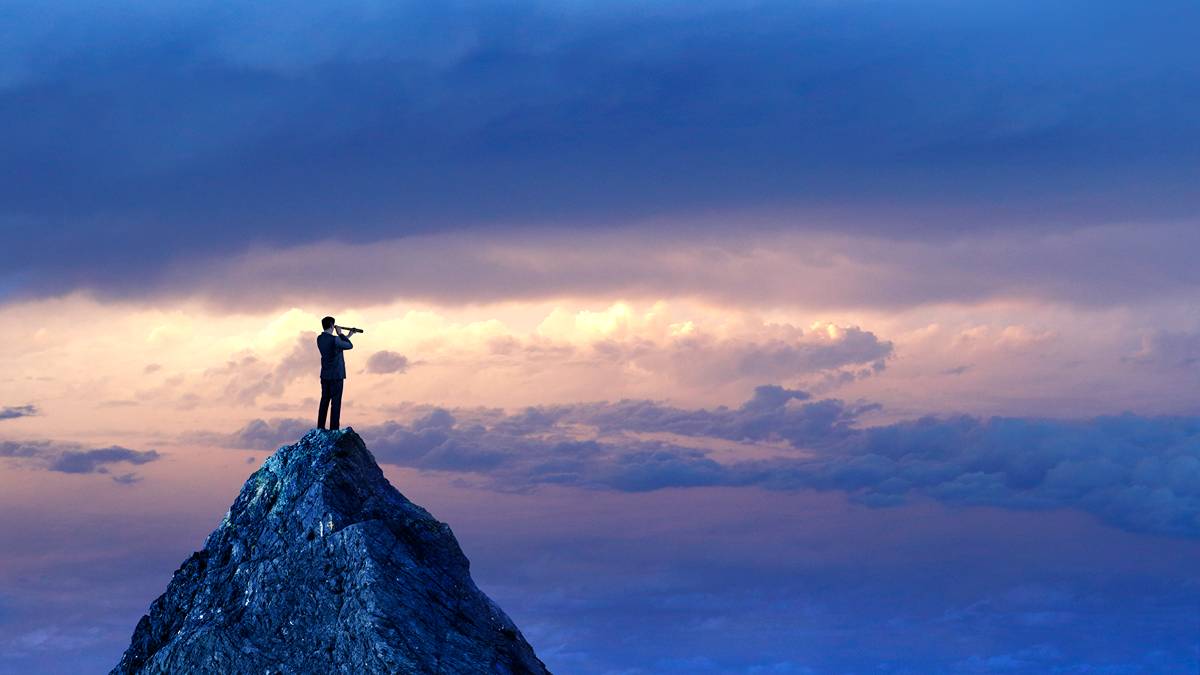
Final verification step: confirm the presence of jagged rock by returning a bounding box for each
[111,428,550,674]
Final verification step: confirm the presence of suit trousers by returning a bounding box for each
[318,378,344,430]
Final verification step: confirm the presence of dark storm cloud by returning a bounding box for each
[0,439,160,481]
[1,0,1198,303]
[228,385,1200,537]
[0,405,37,420]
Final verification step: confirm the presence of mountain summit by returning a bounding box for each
[111,428,550,674]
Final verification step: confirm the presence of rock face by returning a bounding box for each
[111,428,549,674]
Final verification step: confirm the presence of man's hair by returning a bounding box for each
[321,316,335,330]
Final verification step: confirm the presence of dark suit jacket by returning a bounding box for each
[317,332,353,380]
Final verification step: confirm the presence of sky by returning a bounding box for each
[0,1,1198,673]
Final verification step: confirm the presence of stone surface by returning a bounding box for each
[111,428,550,674]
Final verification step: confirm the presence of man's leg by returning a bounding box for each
[318,379,332,429]
[329,379,344,430]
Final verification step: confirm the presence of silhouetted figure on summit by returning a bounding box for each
[317,316,353,430]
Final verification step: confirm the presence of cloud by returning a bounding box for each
[787,414,1200,538]
[100,223,1200,312]
[0,405,37,420]
[227,417,314,450]
[0,440,160,478]
[1,1,1198,305]
[584,325,891,387]
[227,385,1200,538]
[47,446,160,474]
[487,310,892,392]
[364,350,409,375]
[204,333,315,404]
[558,385,873,448]
[1127,329,1200,370]
[955,324,1058,352]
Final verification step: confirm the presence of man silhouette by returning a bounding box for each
[317,316,353,430]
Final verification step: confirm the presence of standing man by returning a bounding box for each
[317,316,353,430]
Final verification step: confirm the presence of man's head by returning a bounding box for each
[321,316,335,331]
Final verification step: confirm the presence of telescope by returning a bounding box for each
[335,325,365,335]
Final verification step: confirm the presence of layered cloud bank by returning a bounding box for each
[14,224,1198,314]
[2,1,1198,307]
[232,386,1200,539]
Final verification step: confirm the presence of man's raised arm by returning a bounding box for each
[334,328,354,350]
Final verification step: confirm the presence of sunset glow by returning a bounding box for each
[2,1,1198,672]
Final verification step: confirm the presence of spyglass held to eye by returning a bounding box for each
[334,325,365,335]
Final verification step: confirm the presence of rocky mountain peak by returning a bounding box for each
[112,428,549,674]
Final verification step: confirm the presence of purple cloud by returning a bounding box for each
[0,405,38,421]
[0,440,160,478]
[2,2,1198,307]
[227,385,1200,538]
[48,447,159,474]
